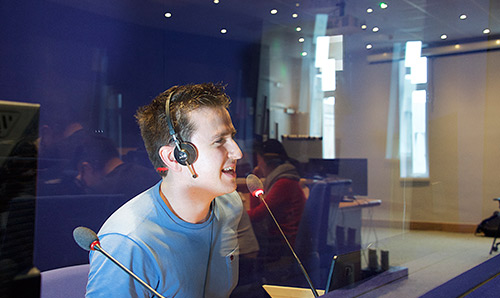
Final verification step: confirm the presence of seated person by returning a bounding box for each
[247,139,306,265]
[86,83,245,297]
[74,134,160,198]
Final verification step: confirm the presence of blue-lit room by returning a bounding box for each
[1,0,500,297]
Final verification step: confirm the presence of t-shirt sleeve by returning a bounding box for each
[85,233,159,298]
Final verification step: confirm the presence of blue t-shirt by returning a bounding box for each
[86,181,243,298]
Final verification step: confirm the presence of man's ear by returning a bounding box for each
[158,145,182,172]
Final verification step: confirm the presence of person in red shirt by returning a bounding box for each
[248,139,306,269]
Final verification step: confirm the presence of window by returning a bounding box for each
[399,41,429,178]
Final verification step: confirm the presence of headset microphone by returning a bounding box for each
[164,89,198,178]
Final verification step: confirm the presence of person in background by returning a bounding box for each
[86,83,244,298]
[73,133,160,199]
[248,139,306,273]
[36,107,88,196]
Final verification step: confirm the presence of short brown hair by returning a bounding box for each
[135,83,231,176]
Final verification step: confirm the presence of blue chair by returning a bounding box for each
[292,179,352,288]
[40,264,90,298]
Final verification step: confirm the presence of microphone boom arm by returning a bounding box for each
[257,195,319,297]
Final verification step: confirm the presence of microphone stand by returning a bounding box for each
[92,242,166,298]
[257,195,319,297]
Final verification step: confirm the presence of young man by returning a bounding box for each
[86,83,244,297]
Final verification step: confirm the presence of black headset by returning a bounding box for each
[165,90,199,178]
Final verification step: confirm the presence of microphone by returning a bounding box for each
[246,174,319,297]
[73,226,166,298]
[186,162,198,179]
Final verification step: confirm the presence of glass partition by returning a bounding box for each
[1,0,499,297]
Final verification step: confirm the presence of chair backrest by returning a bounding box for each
[293,179,352,287]
[40,264,90,298]
[34,194,127,271]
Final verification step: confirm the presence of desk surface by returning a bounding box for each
[339,197,381,210]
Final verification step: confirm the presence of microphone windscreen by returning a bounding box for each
[73,226,99,251]
[246,174,264,194]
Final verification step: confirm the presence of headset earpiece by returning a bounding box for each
[165,89,199,178]
[173,142,198,166]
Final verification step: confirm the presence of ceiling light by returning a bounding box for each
[441,34,448,40]
[459,14,467,20]
[367,7,374,13]
[366,44,373,50]
[372,26,380,32]
[296,2,300,7]
[298,37,305,43]
[296,26,302,32]
[270,9,278,15]
[301,51,308,56]
[361,24,367,30]
[164,12,172,18]
[213,0,219,3]
[292,13,299,18]
[220,28,227,34]
[379,2,388,9]
[454,44,461,49]
[483,28,491,34]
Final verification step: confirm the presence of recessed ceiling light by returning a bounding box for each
[213,0,219,3]
[366,44,373,50]
[459,14,467,20]
[296,2,300,7]
[301,51,308,56]
[379,2,388,9]
[441,34,448,40]
[361,24,367,30]
[367,7,374,13]
[296,26,302,32]
[292,13,299,18]
[483,28,491,34]
[454,44,461,49]
[270,9,278,15]
[220,28,227,34]
[164,12,172,18]
[298,37,305,43]
[372,26,380,32]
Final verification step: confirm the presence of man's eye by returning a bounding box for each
[215,138,224,144]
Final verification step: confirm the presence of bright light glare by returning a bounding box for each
[321,59,336,91]
[296,26,302,32]
[301,51,308,56]
[361,24,367,30]
[405,41,422,67]
[367,7,373,13]
[441,34,448,40]
[315,36,329,68]
[164,12,172,18]
[220,28,227,34]
[292,13,299,18]
[372,27,379,32]
[483,28,491,34]
[270,9,278,15]
[380,2,388,9]
[366,44,373,49]
[298,37,305,43]
[459,14,467,20]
